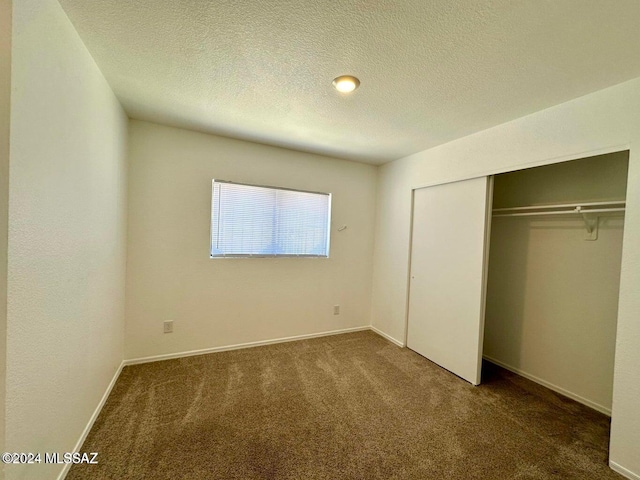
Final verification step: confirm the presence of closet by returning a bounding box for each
[483,150,628,414]
[407,150,628,414]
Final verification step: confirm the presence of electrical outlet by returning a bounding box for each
[163,320,174,333]
[333,305,340,315]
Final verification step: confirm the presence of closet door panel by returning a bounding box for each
[407,176,492,385]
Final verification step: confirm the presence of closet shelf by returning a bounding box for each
[492,201,626,240]
[492,200,625,216]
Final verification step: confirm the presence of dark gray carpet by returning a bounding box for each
[69,331,621,479]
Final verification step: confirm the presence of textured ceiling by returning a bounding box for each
[57,0,640,164]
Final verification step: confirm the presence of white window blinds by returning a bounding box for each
[211,180,331,257]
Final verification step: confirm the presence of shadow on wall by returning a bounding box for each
[483,216,530,369]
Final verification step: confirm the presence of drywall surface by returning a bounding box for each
[6,0,128,478]
[125,120,377,359]
[0,0,11,466]
[484,153,628,413]
[491,151,629,209]
[371,77,640,476]
[485,216,623,413]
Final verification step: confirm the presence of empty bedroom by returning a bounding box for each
[1,0,640,479]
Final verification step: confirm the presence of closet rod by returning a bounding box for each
[493,207,625,218]
[492,200,625,214]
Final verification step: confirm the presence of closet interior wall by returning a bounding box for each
[483,151,629,415]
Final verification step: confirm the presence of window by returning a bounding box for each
[211,180,331,258]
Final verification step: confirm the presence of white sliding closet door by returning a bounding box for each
[407,176,493,385]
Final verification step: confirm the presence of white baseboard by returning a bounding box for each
[124,326,371,366]
[57,360,126,480]
[483,355,611,416]
[370,326,405,347]
[610,460,640,480]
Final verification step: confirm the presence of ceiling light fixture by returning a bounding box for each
[332,75,360,93]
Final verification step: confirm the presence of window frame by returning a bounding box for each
[210,179,332,259]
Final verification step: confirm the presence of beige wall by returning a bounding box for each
[125,120,377,360]
[491,151,629,209]
[484,152,628,414]
[6,0,128,478]
[0,0,11,469]
[371,77,640,477]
